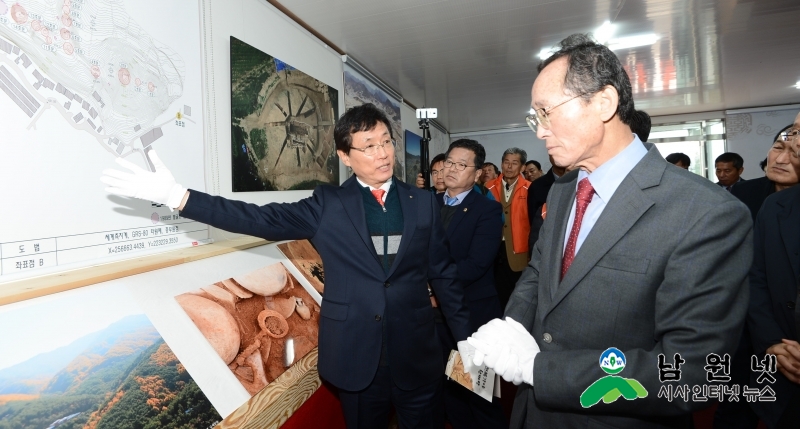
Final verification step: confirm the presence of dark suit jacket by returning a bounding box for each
[505,145,752,429]
[181,176,471,392]
[527,169,557,247]
[731,176,775,222]
[436,189,503,332]
[747,184,800,427]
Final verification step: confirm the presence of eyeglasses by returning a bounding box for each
[525,92,590,133]
[444,160,477,171]
[778,129,800,142]
[350,139,396,157]
[431,168,445,177]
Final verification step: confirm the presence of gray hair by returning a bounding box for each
[502,147,527,164]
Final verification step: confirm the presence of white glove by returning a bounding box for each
[467,318,516,367]
[502,317,539,386]
[457,340,475,374]
[468,317,539,386]
[101,150,187,210]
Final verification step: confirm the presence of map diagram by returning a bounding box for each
[0,0,208,280]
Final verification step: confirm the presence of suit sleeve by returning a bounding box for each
[532,199,752,416]
[747,204,786,354]
[427,192,472,341]
[456,201,503,283]
[180,188,322,241]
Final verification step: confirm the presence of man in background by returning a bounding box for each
[484,148,530,307]
[744,112,800,429]
[716,152,745,190]
[523,160,543,182]
[469,34,751,428]
[716,121,800,429]
[666,153,691,170]
[482,162,499,183]
[630,109,651,142]
[527,155,567,248]
[416,153,447,194]
[434,138,506,429]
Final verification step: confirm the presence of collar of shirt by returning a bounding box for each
[357,177,393,203]
[553,170,561,180]
[443,188,472,206]
[577,135,648,203]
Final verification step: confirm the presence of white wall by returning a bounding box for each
[451,128,550,172]
[725,106,800,180]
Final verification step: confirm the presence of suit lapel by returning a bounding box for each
[447,190,476,235]
[777,195,800,281]
[387,181,417,277]
[339,177,382,268]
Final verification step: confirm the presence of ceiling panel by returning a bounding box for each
[273,0,800,132]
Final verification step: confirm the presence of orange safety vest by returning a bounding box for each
[485,175,531,255]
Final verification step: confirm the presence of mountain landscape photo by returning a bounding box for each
[0,314,222,429]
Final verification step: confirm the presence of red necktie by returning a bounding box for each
[561,178,595,279]
[371,189,386,207]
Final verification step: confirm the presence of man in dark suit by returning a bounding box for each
[746,113,800,429]
[468,34,752,429]
[433,138,506,429]
[716,152,745,191]
[527,155,566,248]
[101,103,473,429]
[747,182,800,428]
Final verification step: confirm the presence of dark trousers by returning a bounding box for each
[436,319,508,429]
[494,249,522,309]
[338,365,443,429]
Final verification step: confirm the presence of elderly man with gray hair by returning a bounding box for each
[483,147,531,307]
[468,33,751,429]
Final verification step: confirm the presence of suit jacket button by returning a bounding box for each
[788,302,795,309]
[375,315,382,321]
[543,333,552,343]
[384,282,390,288]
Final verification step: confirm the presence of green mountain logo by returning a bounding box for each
[580,347,648,408]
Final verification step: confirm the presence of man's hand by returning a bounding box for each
[768,339,800,384]
[101,150,188,210]
[457,340,476,374]
[416,173,425,189]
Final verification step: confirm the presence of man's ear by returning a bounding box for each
[338,150,351,168]
[596,85,619,123]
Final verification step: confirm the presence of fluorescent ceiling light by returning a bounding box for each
[607,34,660,51]
[649,129,690,139]
[537,47,558,60]
[529,108,536,115]
[795,80,800,89]
[537,23,654,60]
[594,21,616,44]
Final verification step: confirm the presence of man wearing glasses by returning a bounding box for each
[748,111,800,428]
[101,103,473,428]
[433,138,505,429]
[468,34,752,428]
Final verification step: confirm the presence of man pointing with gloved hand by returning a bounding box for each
[101,103,474,429]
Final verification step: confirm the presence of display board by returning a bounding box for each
[0,0,209,282]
